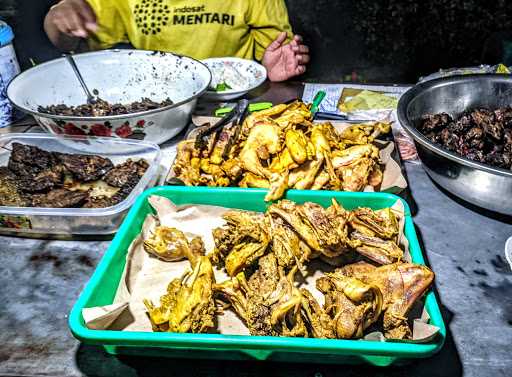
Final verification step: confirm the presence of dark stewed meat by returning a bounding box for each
[419,106,512,170]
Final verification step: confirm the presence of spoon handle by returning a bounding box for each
[63,53,95,102]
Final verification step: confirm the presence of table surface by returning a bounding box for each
[0,82,511,377]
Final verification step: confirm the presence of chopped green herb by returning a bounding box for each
[215,82,232,92]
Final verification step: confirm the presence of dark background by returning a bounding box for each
[2,0,512,83]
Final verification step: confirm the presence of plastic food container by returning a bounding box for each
[69,187,445,366]
[0,133,161,237]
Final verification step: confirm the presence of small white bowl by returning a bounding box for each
[201,57,267,101]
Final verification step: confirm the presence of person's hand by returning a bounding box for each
[262,32,310,82]
[46,0,97,38]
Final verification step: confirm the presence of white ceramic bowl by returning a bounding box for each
[7,49,211,144]
[201,57,267,101]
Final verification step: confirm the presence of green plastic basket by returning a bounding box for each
[69,187,445,366]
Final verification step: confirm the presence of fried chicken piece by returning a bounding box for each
[144,226,204,262]
[211,210,270,276]
[173,140,203,186]
[239,172,270,188]
[336,261,435,339]
[57,153,113,182]
[239,122,282,179]
[143,254,216,333]
[339,122,391,145]
[338,157,376,192]
[285,129,309,164]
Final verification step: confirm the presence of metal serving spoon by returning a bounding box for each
[63,53,97,104]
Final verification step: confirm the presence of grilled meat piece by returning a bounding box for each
[82,196,116,208]
[32,189,88,208]
[0,167,31,206]
[8,143,57,177]
[57,153,113,182]
[103,159,149,188]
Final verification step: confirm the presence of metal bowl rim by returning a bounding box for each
[397,73,512,178]
[6,49,212,122]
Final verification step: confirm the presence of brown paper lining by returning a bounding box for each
[82,195,438,342]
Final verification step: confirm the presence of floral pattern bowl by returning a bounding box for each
[7,49,211,144]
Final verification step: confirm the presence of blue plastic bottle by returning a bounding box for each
[0,21,20,127]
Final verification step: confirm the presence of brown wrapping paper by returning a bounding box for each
[82,195,438,342]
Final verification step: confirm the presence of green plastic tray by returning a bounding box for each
[69,187,445,366]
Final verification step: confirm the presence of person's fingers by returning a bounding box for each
[74,0,98,31]
[293,34,303,43]
[297,44,309,54]
[66,10,89,37]
[55,16,76,36]
[297,54,310,64]
[267,31,288,52]
[296,65,306,75]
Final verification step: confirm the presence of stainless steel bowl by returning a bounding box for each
[397,74,512,215]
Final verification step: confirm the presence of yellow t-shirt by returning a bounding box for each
[86,0,292,61]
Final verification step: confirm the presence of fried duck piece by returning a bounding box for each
[215,255,309,337]
[349,207,399,239]
[144,226,205,262]
[143,242,216,333]
[316,273,382,339]
[267,199,349,258]
[348,207,403,264]
[336,261,435,339]
[214,254,279,336]
[300,289,336,339]
[57,153,113,182]
[349,232,403,265]
[268,214,312,271]
[212,210,270,276]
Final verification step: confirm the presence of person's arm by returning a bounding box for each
[44,0,97,51]
[247,0,310,82]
